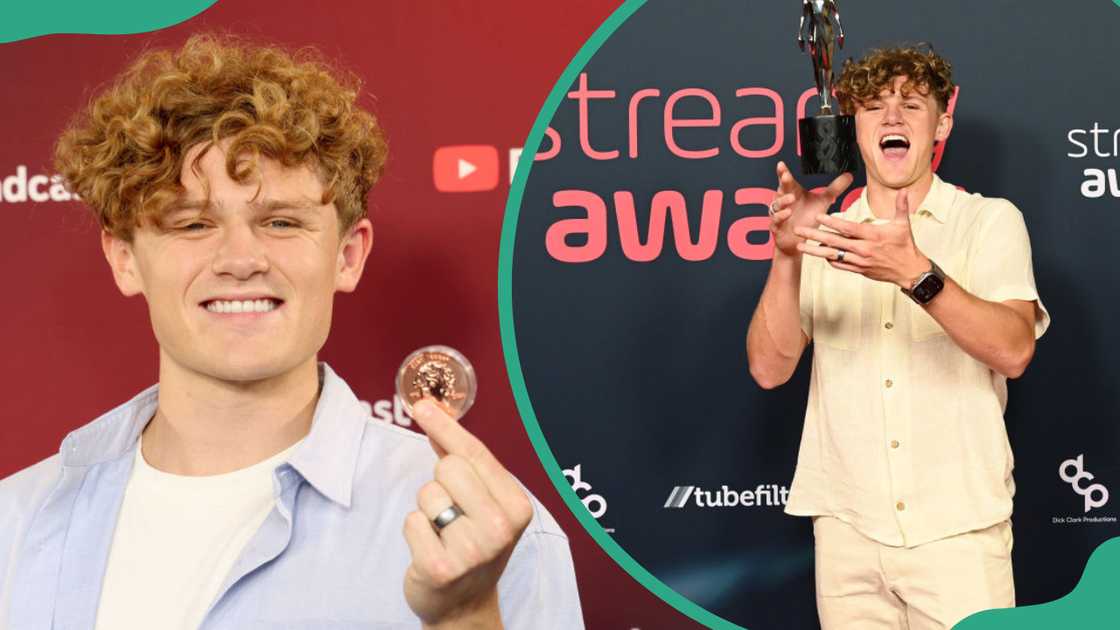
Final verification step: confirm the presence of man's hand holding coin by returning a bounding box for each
[402,399,534,630]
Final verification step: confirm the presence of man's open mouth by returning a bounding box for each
[879,134,910,160]
[201,298,284,314]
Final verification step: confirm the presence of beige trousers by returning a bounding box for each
[812,516,1015,630]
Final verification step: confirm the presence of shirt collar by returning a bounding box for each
[287,363,367,508]
[849,174,952,224]
[59,361,367,509]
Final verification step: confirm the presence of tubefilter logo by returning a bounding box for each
[664,484,789,509]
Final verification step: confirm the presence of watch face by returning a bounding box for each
[914,274,945,303]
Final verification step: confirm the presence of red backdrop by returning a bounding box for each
[0,1,701,627]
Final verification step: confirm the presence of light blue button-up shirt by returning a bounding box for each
[0,363,584,629]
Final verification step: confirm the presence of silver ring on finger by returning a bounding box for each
[431,504,465,532]
[769,199,781,216]
[835,249,846,263]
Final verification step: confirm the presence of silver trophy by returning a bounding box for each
[797,0,860,175]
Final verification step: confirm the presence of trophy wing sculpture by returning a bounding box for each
[797,0,860,175]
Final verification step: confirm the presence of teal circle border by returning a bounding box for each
[496,1,742,628]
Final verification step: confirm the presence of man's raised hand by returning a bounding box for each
[769,160,853,258]
[402,399,534,630]
[793,187,930,287]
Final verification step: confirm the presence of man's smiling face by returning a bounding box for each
[102,138,372,383]
[855,74,953,190]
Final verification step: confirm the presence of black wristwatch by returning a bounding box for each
[901,258,946,305]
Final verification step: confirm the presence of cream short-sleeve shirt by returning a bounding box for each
[788,174,1051,548]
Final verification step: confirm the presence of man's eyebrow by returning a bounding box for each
[166,198,321,212]
[167,199,213,212]
[251,198,322,211]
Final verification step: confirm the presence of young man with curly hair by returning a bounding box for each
[747,45,1050,629]
[0,34,583,629]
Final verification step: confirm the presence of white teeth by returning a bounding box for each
[205,299,278,314]
[881,134,909,145]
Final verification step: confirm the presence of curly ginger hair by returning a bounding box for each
[835,44,956,115]
[54,32,389,241]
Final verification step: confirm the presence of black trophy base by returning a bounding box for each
[798,114,860,175]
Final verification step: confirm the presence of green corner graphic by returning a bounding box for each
[954,535,1119,629]
[496,1,1120,629]
[1,0,216,44]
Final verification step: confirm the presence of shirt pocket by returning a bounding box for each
[909,249,966,342]
[812,265,863,350]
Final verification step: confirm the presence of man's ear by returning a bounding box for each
[101,230,144,297]
[934,111,953,144]
[335,217,374,293]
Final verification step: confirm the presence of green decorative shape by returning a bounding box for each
[954,536,1119,629]
[497,1,1120,629]
[1,0,217,44]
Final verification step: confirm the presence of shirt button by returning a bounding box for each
[896,501,906,511]
[884,322,894,330]
[890,440,900,449]
[885,379,893,388]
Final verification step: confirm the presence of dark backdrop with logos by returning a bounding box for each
[0,1,714,628]
[513,1,1120,628]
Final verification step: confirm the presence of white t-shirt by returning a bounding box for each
[94,437,302,630]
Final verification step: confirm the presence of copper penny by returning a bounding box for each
[395,345,477,420]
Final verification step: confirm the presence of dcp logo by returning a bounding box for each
[563,464,607,519]
[1059,454,1109,513]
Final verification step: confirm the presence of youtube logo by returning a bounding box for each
[433,145,499,192]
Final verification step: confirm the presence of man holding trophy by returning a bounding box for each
[0,33,583,629]
[746,4,1051,628]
